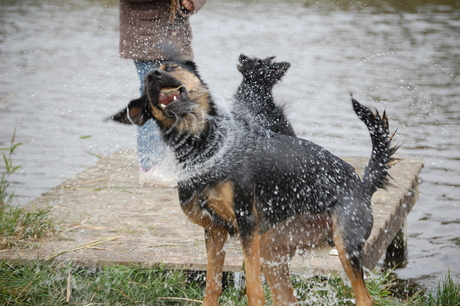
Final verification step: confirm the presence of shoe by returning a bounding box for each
[139,166,177,188]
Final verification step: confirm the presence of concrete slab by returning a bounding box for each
[0,150,424,276]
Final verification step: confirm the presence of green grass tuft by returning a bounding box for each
[0,263,204,306]
[424,271,460,306]
[1,133,56,249]
[1,263,458,306]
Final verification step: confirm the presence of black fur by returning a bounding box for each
[234,54,296,136]
[110,58,398,306]
[111,60,397,241]
[352,97,400,195]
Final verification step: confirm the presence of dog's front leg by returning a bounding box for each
[203,225,228,306]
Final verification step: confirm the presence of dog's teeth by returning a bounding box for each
[160,104,166,109]
[173,96,177,101]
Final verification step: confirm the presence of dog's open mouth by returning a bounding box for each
[158,85,185,109]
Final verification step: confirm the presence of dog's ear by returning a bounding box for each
[239,54,249,64]
[237,54,248,73]
[181,60,206,84]
[183,60,199,75]
[273,62,291,78]
[266,56,276,63]
[109,95,153,126]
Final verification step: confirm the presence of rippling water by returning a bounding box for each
[1,0,459,290]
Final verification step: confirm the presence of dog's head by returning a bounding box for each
[111,58,217,136]
[237,54,290,85]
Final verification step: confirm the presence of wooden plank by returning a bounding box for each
[0,151,423,276]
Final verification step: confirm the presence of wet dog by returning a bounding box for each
[234,54,296,136]
[111,56,398,306]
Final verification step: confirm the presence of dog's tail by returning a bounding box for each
[352,97,400,196]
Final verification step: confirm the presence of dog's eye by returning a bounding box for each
[165,64,179,72]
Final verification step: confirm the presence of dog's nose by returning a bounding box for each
[146,69,163,83]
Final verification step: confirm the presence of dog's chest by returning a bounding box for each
[178,179,238,234]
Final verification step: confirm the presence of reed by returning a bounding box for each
[0,133,55,249]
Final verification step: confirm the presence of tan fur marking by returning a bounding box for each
[150,105,176,127]
[180,182,237,231]
[242,230,266,306]
[203,225,228,306]
[180,183,234,306]
[180,196,213,229]
[260,213,332,306]
[387,159,400,166]
[332,215,374,306]
[207,181,237,228]
[155,64,210,135]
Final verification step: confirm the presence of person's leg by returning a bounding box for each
[134,60,163,95]
[134,60,176,187]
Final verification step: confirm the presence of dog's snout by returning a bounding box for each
[147,69,163,83]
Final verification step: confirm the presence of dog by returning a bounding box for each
[111,55,398,306]
[234,54,296,136]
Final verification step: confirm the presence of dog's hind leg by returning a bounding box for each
[260,231,297,306]
[203,225,228,306]
[333,236,373,306]
[260,214,332,306]
[331,198,374,306]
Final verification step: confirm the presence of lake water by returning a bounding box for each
[1,0,459,291]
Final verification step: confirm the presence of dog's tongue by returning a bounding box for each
[159,88,181,106]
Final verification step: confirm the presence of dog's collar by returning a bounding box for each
[126,105,135,125]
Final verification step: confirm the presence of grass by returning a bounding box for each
[0,133,55,249]
[0,132,21,208]
[0,263,203,306]
[424,272,460,306]
[1,262,458,306]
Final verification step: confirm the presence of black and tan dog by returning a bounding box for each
[234,54,296,136]
[111,56,398,306]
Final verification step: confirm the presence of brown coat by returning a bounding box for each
[119,0,206,60]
